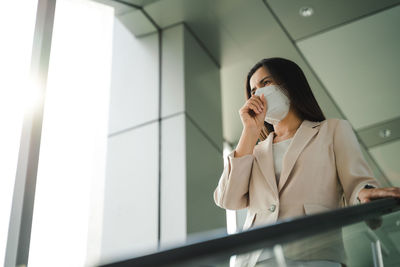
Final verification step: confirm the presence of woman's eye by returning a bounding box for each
[264,80,270,85]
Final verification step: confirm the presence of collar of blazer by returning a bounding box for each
[253,119,322,195]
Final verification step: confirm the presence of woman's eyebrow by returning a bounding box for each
[251,76,272,91]
[258,76,272,84]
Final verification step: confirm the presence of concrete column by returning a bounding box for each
[101,20,225,262]
[161,24,225,247]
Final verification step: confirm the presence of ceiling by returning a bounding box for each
[297,5,400,130]
[266,0,400,41]
[104,0,400,187]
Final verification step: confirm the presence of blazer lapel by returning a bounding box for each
[254,132,279,198]
[278,120,321,192]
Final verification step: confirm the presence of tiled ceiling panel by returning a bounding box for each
[369,140,400,187]
[297,5,400,130]
[266,0,400,41]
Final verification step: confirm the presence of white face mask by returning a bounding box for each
[254,84,290,125]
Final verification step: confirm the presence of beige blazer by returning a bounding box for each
[214,118,379,266]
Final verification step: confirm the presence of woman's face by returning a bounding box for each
[249,66,277,96]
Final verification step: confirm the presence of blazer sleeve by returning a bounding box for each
[213,150,255,210]
[333,119,380,206]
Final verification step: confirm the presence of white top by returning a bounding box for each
[272,137,293,184]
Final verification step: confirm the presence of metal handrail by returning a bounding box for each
[100,198,400,267]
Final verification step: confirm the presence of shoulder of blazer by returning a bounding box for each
[302,119,321,128]
[297,118,337,129]
[307,118,343,130]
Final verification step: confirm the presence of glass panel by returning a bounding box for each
[222,210,400,267]
[123,205,397,267]
[0,0,38,264]
[27,0,162,265]
[28,1,114,266]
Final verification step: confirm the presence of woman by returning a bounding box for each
[213,58,400,267]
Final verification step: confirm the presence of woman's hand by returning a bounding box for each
[234,94,268,157]
[239,94,267,134]
[358,187,400,204]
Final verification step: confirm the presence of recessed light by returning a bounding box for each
[299,6,314,17]
[379,128,391,138]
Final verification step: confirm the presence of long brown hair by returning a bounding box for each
[246,58,326,141]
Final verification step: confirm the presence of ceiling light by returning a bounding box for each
[299,7,314,17]
[379,128,391,138]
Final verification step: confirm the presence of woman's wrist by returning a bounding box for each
[235,127,260,157]
[243,125,262,136]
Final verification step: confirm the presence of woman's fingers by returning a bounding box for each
[251,95,263,107]
[359,187,400,203]
[248,102,261,114]
[373,187,400,198]
[248,98,263,112]
[249,96,264,112]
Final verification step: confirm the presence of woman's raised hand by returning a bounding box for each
[234,94,268,158]
[239,94,267,134]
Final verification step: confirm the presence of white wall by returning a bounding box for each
[101,15,160,263]
[102,122,159,262]
[161,114,186,247]
[161,25,185,118]
[108,16,159,135]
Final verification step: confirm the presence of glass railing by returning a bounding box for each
[99,198,400,267]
